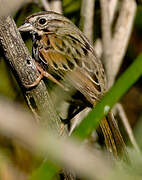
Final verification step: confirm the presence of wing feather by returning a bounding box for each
[33,33,106,101]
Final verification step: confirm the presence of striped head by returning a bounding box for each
[18,11,75,35]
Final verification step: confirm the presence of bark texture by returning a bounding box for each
[0,16,62,133]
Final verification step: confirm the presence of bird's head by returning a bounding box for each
[18,11,73,35]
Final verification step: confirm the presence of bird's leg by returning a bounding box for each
[24,60,65,89]
[24,73,43,88]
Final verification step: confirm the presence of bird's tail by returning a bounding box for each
[100,112,126,157]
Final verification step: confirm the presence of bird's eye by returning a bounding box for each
[38,18,47,25]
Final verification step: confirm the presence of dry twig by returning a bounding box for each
[41,0,51,11]
[94,0,118,58]
[50,0,62,14]
[115,104,140,153]
[100,0,112,79]
[0,0,30,16]
[108,0,136,87]
[81,0,95,42]
[109,0,118,24]
[41,0,62,15]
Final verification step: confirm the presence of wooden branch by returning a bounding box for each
[94,0,136,88]
[109,0,118,24]
[100,0,112,81]
[81,0,95,42]
[50,0,62,14]
[0,0,29,17]
[94,0,118,59]
[0,16,62,133]
[41,0,62,15]
[108,0,136,87]
[41,0,51,11]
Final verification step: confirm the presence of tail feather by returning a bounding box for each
[100,112,126,157]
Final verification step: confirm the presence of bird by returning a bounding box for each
[19,11,125,157]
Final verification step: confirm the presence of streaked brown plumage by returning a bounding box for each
[19,11,125,156]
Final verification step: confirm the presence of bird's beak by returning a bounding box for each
[18,22,33,32]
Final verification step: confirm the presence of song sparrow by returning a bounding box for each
[19,11,125,156]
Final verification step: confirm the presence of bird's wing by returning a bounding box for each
[35,33,106,102]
